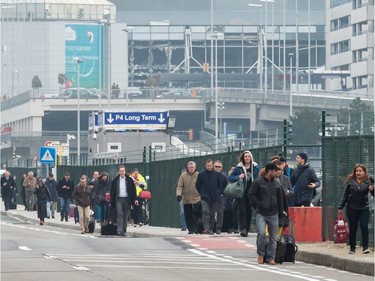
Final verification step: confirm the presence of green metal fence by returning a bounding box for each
[322,135,374,246]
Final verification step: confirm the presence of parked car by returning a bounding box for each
[59,88,99,99]
[156,90,194,99]
[117,87,143,98]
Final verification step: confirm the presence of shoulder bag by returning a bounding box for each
[223,179,244,198]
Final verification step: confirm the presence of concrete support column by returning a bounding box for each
[249,103,257,133]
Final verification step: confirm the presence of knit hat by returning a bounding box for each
[297,152,308,163]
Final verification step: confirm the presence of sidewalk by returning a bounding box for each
[1,204,373,276]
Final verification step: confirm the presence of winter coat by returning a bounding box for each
[338,179,374,211]
[110,174,137,207]
[72,184,93,207]
[22,176,37,192]
[290,163,320,206]
[92,175,111,204]
[56,178,75,199]
[195,169,221,204]
[249,175,284,218]
[34,184,52,204]
[228,162,259,198]
[45,179,58,202]
[176,171,200,204]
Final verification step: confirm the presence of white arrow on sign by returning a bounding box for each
[107,113,114,123]
[158,113,165,123]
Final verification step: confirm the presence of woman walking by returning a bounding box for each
[34,179,52,225]
[338,163,374,254]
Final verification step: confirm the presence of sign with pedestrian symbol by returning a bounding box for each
[39,146,56,164]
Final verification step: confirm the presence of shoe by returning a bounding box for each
[202,229,210,234]
[227,228,233,234]
[188,231,194,234]
[348,250,355,254]
[216,230,221,234]
[363,248,370,254]
[52,216,55,219]
[233,229,239,234]
[65,217,68,222]
[181,226,187,231]
[208,230,214,235]
[81,230,85,234]
[46,216,50,219]
[240,229,248,237]
[257,256,264,264]
[60,217,63,221]
[39,221,44,225]
[268,259,276,265]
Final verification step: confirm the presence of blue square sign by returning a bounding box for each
[39,146,56,164]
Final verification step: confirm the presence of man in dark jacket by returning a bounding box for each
[290,152,320,207]
[249,163,284,265]
[1,171,16,211]
[110,165,139,236]
[45,173,58,219]
[213,160,228,234]
[57,172,75,222]
[196,159,221,235]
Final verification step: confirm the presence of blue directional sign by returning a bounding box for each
[103,111,168,130]
[39,146,56,164]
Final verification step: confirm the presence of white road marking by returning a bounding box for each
[18,246,32,251]
[73,266,89,271]
[189,248,325,281]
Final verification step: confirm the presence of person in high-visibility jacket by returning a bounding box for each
[130,168,147,226]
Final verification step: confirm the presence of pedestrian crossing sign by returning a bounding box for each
[39,146,56,164]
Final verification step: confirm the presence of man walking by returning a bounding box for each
[213,160,228,234]
[176,161,201,234]
[110,165,138,236]
[249,163,284,265]
[290,152,320,207]
[45,173,58,219]
[57,172,75,221]
[1,171,16,211]
[196,159,221,235]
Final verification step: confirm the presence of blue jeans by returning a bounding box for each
[179,200,186,228]
[255,213,279,260]
[60,197,70,219]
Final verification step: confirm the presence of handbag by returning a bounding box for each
[224,179,244,198]
[333,210,349,243]
[139,190,152,200]
[105,192,111,202]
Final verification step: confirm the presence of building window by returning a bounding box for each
[352,0,363,9]
[331,40,350,54]
[332,64,350,71]
[331,0,351,8]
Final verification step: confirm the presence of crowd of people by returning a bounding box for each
[175,151,373,264]
[1,151,374,259]
[0,166,149,236]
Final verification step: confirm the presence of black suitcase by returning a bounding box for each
[88,220,95,233]
[274,237,286,264]
[101,224,117,235]
[283,234,298,263]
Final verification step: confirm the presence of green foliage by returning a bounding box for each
[290,109,321,145]
[336,98,374,136]
[32,75,42,89]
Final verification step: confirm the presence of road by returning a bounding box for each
[1,215,371,281]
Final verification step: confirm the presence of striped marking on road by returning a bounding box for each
[180,236,256,250]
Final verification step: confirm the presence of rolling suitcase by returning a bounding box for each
[283,219,298,263]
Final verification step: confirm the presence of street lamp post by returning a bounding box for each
[122,26,133,109]
[74,57,83,165]
[100,19,115,109]
[289,53,294,117]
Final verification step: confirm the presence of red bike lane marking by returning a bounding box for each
[179,236,256,250]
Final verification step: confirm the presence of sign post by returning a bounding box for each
[40,147,56,178]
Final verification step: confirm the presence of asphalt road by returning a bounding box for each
[1,215,372,281]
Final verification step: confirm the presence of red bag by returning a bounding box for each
[333,211,349,243]
[139,190,151,200]
[105,192,111,202]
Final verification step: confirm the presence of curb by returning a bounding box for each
[296,250,374,276]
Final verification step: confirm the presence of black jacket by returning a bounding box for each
[249,175,284,218]
[56,178,75,199]
[196,169,221,204]
[110,174,137,207]
[338,179,374,210]
[290,164,320,206]
[34,185,52,204]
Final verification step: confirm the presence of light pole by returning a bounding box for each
[210,0,215,139]
[74,57,83,165]
[212,33,223,142]
[289,53,294,117]
[100,19,115,109]
[248,4,263,92]
[122,26,133,109]
[218,99,225,138]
